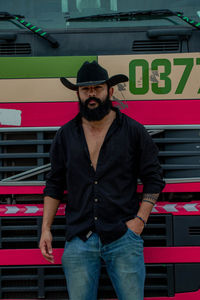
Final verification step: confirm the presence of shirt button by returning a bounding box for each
[94,181,98,184]
[94,198,98,202]
[94,216,98,221]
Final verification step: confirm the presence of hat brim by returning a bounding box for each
[60,74,128,91]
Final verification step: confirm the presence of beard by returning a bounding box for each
[78,92,113,121]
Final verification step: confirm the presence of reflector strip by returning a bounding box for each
[0,202,200,216]
[0,204,65,216]
[152,201,200,215]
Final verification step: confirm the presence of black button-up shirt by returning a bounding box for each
[44,108,165,244]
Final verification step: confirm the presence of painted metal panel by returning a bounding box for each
[1,202,200,216]
[1,100,200,128]
[0,247,200,265]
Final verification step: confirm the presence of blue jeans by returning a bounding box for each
[61,229,145,300]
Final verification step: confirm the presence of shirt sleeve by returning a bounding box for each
[43,129,67,200]
[137,125,165,193]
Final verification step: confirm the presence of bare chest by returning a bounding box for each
[83,126,109,171]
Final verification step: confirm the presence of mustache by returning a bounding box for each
[85,97,102,106]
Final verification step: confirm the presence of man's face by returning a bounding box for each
[77,83,113,121]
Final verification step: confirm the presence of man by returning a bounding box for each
[39,61,165,300]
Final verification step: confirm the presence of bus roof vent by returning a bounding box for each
[0,43,31,56]
[132,40,180,52]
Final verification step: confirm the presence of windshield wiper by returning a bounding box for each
[0,12,59,48]
[66,9,200,31]
[66,9,181,21]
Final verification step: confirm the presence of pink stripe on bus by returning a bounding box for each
[144,246,200,263]
[89,291,200,300]
[3,295,200,300]
[0,182,199,195]
[0,186,45,195]
[0,247,200,265]
[137,182,200,193]
[146,289,200,300]
[2,292,200,300]
[1,99,200,127]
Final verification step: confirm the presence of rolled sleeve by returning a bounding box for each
[138,126,165,193]
[43,130,67,200]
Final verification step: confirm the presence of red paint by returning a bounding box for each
[145,289,200,300]
[144,247,200,263]
[1,247,200,299]
[137,182,200,193]
[0,102,78,128]
[0,247,200,265]
[2,292,200,300]
[162,182,200,193]
[123,99,200,125]
[0,249,64,266]
[0,185,45,194]
[0,181,200,195]
[2,295,200,300]
[1,99,200,127]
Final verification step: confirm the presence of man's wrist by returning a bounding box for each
[42,225,51,232]
[135,215,146,226]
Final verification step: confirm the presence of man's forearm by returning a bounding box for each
[126,193,159,234]
[42,196,61,231]
[137,193,159,224]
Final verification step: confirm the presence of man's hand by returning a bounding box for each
[126,217,145,235]
[39,230,54,263]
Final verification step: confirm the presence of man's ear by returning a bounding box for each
[109,87,114,98]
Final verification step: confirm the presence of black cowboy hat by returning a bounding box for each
[60,61,128,91]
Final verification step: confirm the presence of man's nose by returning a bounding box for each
[88,86,96,96]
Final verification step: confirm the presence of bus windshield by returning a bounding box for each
[0,0,199,30]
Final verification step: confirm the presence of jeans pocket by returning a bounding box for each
[127,228,143,242]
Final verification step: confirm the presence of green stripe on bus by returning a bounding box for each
[0,56,97,79]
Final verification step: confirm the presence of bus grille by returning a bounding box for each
[0,215,172,249]
[1,127,200,182]
[0,264,174,299]
[132,40,180,52]
[0,43,31,55]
